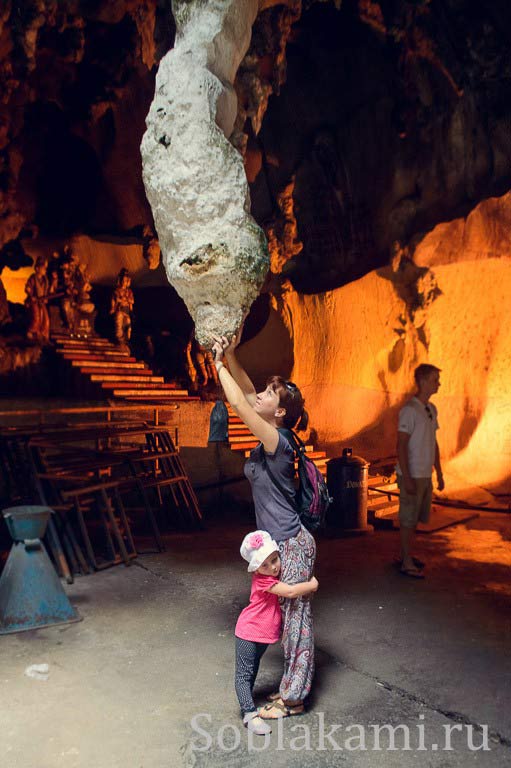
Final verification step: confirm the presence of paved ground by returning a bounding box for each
[1,510,510,768]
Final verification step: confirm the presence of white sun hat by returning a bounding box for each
[240,530,279,573]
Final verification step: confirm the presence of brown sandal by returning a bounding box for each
[400,565,425,579]
[394,556,425,569]
[259,700,305,719]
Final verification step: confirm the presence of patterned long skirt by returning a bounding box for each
[278,525,316,702]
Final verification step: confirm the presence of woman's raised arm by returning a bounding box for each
[217,330,256,407]
[212,339,279,453]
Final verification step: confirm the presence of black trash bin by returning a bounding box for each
[326,449,373,535]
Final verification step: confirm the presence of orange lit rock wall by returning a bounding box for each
[241,193,511,496]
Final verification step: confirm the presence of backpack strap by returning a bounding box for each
[277,427,306,456]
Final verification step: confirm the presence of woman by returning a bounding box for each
[211,331,316,719]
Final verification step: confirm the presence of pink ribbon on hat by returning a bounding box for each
[248,533,264,549]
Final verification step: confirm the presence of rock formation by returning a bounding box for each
[239,188,511,497]
[0,276,11,327]
[250,1,511,293]
[0,0,166,252]
[231,1,511,497]
[141,0,269,346]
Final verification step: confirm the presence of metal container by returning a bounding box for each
[2,506,52,542]
[0,505,80,635]
[326,449,373,535]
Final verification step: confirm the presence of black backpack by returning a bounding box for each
[263,428,332,533]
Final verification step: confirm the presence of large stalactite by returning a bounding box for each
[141,0,269,346]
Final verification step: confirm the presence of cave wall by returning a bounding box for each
[0,0,179,358]
[0,0,173,250]
[240,189,511,496]
[248,2,511,291]
[233,1,511,497]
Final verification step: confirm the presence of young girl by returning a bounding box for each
[235,530,319,735]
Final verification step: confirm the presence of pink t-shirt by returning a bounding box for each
[235,573,281,644]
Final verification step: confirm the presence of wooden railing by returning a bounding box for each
[0,403,180,441]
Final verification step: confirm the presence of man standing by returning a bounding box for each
[396,364,444,578]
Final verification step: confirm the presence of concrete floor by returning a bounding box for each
[1,511,510,768]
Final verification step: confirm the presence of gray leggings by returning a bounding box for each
[234,637,269,715]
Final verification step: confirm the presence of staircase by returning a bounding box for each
[226,406,328,476]
[52,333,198,403]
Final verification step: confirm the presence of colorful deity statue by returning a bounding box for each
[110,268,134,348]
[24,256,53,343]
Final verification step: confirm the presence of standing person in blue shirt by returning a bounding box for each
[396,364,445,578]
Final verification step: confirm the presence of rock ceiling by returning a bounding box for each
[1,0,510,282]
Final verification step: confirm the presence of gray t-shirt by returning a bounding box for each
[244,432,301,542]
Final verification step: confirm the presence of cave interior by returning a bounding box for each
[0,0,510,500]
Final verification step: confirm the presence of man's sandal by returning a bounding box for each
[400,565,425,579]
[259,700,305,719]
[393,556,425,569]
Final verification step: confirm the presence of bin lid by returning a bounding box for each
[3,505,53,519]
[327,450,369,468]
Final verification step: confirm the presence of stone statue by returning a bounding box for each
[185,337,199,390]
[58,248,95,337]
[142,225,161,270]
[110,268,134,348]
[0,274,11,327]
[60,252,80,334]
[24,256,53,343]
[201,348,219,387]
[185,332,219,391]
[47,250,61,294]
[75,262,95,337]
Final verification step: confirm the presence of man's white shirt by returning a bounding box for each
[396,396,439,478]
